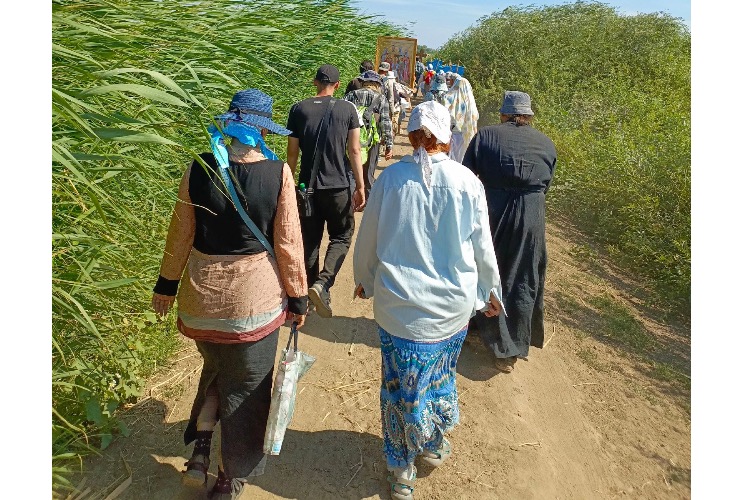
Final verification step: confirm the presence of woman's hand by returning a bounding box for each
[292,313,306,327]
[152,293,176,317]
[484,292,502,317]
[353,284,367,299]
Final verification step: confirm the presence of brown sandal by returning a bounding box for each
[182,453,210,488]
[209,469,245,500]
[495,357,517,373]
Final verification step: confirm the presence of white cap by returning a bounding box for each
[407,101,452,144]
[387,70,396,79]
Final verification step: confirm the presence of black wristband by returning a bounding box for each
[288,296,308,315]
[153,275,180,296]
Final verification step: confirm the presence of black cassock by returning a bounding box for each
[463,122,557,358]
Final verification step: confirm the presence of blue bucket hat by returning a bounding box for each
[500,90,534,116]
[214,89,291,136]
[358,70,385,92]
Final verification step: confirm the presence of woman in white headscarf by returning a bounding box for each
[444,72,479,162]
[353,101,503,500]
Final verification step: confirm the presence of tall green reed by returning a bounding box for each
[52,0,400,491]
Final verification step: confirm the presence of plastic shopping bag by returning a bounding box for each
[263,322,316,455]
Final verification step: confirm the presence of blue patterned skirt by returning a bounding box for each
[379,325,467,469]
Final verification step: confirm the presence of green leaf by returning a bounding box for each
[79,83,188,107]
[89,278,138,290]
[93,128,178,145]
[100,433,114,450]
[117,420,131,437]
[93,67,203,107]
[85,397,103,426]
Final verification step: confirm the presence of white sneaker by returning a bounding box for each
[387,464,416,500]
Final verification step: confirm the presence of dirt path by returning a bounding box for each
[75,105,691,500]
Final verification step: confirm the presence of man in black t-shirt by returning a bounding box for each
[286,64,365,318]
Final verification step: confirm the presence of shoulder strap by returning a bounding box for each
[308,98,337,189]
[218,165,276,259]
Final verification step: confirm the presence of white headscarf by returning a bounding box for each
[406,101,452,188]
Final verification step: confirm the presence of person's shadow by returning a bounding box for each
[298,313,381,350]
[79,398,389,499]
[151,423,387,500]
[456,328,504,382]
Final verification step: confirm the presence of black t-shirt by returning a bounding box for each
[286,96,360,190]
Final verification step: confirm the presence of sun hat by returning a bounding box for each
[209,88,287,169]
[500,90,534,116]
[359,70,384,85]
[358,70,385,93]
[407,101,452,144]
[406,101,452,188]
[214,88,291,135]
[378,61,391,72]
[430,74,449,92]
[315,64,340,83]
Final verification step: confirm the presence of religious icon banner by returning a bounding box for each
[375,36,418,87]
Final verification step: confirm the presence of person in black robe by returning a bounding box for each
[462,90,557,373]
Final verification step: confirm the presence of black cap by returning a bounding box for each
[315,64,340,84]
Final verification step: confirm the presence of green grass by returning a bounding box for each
[576,347,607,372]
[52,0,402,492]
[589,295,654,352]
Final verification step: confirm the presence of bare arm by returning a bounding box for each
[347,127,366,211]
[286,136,301,180]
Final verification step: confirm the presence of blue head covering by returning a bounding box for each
[208,89,291,168]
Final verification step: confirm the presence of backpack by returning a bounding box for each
[355,97,381,150]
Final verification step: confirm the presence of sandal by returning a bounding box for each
[387,466,416,500]
[209,469,245,500]
[182,453,210,488]
[495,356,517,373]
[420,438,452,467]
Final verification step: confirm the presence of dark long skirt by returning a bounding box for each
[183,329,279,479]
[475,189,547,359]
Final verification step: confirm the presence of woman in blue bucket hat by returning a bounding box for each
[424,73,450,107]
[151,88,308,499]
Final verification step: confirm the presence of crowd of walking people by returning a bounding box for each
[151,60,556,500]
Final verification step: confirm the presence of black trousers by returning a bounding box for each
[185,329,279,479]
[301,187,355,291]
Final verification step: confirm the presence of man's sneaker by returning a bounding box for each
[308,283,333,318]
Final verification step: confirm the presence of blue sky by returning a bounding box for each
[352,0,691,49]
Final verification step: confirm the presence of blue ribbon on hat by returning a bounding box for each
[207,120,277,259]
[208,120,279,170]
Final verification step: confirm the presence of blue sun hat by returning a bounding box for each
[209,88,290,166]
[358,70,385,91]
[214,89,291,135]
